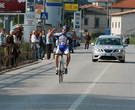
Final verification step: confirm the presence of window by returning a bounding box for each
[96,38,122,45]
[112,22,114,28]
[118,22,120,28]
[84,18,88,25]
[84,29,88,32]
[115,22,117,28]
[95,17,99,28]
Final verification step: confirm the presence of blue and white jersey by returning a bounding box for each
[54,32,72,46]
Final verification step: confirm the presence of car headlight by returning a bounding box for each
[114,49,119,52]
[94,48,103,52]
[119,49,124,53]
[114,49,124,53]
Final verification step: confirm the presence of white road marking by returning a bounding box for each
[68,64,112,110]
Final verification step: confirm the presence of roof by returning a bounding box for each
[92,0,116,2]
[112,0,135,9]
[111,9,135,16]
[80,4,104,9]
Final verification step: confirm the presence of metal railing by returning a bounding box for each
[0,43,37,72]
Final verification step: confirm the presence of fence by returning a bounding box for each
[0,43,37,72]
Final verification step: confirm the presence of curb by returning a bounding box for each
[0,61,40,75]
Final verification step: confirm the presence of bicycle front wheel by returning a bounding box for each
[59,60,64,83]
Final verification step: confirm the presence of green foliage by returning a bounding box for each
[129,36,135,45]
[13,15,24,25]
[116,0,124,3]
[0,23,3,28]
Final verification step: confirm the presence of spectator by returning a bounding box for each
[14,25,23,43]
[39,31,46,60]
[67,33,74,53]
[5,31,20,67]
[30,30,40,59]
[0,29,6,46]
[46,29,54,60]
[72,30,77,48]
[84,33,91,49]
[41,30,46,59]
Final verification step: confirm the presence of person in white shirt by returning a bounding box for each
[0,29,6,46]
[30,30,40,59]
[31,31,39,43]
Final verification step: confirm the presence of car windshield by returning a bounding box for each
[96,38,122,45]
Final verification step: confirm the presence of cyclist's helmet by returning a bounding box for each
[63,25,70,32]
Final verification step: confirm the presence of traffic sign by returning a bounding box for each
[40,12,48,20]
[74,11,81,30]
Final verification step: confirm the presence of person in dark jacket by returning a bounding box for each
[84,33,91,49]
[6,31,20,67]
[39,31,46,60]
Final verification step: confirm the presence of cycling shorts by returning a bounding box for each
[55,45,69,54]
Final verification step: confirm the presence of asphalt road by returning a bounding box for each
[0,45,135,110]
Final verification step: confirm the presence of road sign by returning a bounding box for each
[74,11,81,30]
[47,0,62,2]
[40,12,48,20]
[64,3,78,11]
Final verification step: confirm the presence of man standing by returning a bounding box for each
[84,33,91,49]
[46,29,55,60]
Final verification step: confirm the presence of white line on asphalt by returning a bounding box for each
[68,64,112,110]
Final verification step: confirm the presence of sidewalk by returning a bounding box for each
[0,61,40,75]
[0,44,83,75]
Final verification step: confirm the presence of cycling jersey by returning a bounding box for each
[54,32,71,54]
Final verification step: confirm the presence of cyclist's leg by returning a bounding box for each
[65,52,70,65]
[55,54,60,74]
[55,46,61,74]
[64,48,70,74]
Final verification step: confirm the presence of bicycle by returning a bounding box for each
[58,53,65,83]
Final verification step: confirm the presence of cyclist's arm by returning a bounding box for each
[48,28,56,38]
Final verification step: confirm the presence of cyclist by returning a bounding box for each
[53,26,77,75]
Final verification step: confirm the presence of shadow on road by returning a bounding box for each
[125,61,135,64]
[74,51,92,54]
[63,81,135,85]
[0,63,55,89]
[0,94,135,110]
[94,60,135,64]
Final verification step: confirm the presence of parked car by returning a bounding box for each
[91,35,126,63]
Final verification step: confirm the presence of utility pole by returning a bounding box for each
[43,0,46,26]
[23,0,36,42]
[107,0,109,28]
[62,0,65,26]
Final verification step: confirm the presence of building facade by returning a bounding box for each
[80,5,107,34]
[111,10,135,36]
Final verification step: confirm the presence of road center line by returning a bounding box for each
[68,63,112,110]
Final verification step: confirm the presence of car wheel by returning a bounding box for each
[120,59,125,63]
[92,59,98,62]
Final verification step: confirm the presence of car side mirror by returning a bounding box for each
[91,43,94,46]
